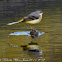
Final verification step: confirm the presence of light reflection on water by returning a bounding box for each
[9,31,45,36]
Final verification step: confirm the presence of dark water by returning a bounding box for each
[0,0,62,62]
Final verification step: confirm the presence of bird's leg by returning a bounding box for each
[30,25,33,29]
[30,25,34,29]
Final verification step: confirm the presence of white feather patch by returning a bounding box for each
[7,22,19,25]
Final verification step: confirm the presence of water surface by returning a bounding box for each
[0,1,62,62]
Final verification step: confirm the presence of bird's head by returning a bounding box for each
[36,10,43,15]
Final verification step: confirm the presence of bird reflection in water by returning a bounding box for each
[21,42,43,57]
[8,42,43,57]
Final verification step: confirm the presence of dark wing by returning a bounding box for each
[22,16,39,22]
[22,11,41,22]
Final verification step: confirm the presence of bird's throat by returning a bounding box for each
[39,14,43,21]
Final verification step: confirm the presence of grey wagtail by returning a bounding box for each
[7,10,43,25]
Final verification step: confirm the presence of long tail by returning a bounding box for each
[7,19,24,25]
